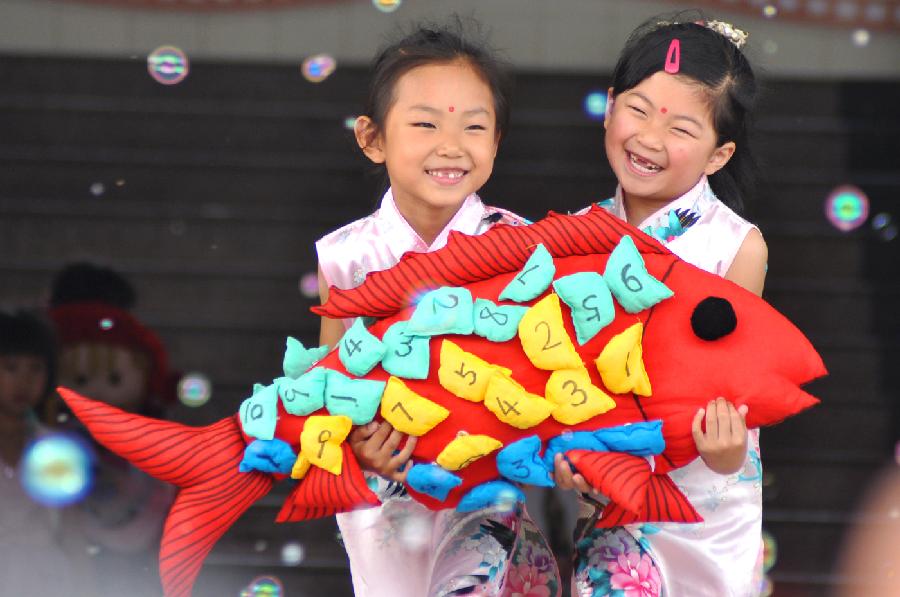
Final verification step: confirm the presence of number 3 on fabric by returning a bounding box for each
[603,235,673,313]
[380,321,431,380]
[545,369,617,425]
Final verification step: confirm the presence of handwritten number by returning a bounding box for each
[516,264,540,285]
[317,430,332,459]
[344,337,362,356]
[495,396,521,416]
[581,294,602,322]
[562,379,588,407]
[432,294,460,314]
[249,404,264,421]
[479,306,508,326]
[391,401,414,422]
[394,334,414,358]
[331,394,358,405]
[283,388,309,403]
[534,321,562,351]
[511,458,530,479]
[455,362,477,386]
[621,263,644,292]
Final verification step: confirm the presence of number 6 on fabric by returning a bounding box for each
[603,235,673,313]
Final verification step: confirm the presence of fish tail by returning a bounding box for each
[58,387,274,596]
[594,472,701,528]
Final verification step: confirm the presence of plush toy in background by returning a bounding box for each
[48,263,175,595]
[58,208,826,597]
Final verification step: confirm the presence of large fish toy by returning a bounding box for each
[58,206,826,596]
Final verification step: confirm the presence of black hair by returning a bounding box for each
[361,16,514,149]
[0,309,58,401]
[49,262,137,310]
[611,12,759,213]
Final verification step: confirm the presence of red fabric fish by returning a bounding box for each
[58,206,825,597]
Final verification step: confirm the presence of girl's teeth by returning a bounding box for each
[629,153,661,173]
[428,170,464,179]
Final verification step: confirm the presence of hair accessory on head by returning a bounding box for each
[703,20,748,48]
[664,39,681,74]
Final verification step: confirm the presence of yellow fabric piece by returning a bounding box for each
[594,322,652,396]
[290,453,312,480]
[381,376,450,436]
[436,434,503,471]
[438,340,512,402]
[484,373,556,429]
[300,415,353,475]
[518,293,584,371]
[545,368,617,425]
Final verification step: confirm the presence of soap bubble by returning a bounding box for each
[343,115,358,130]
[280,542,305,566]
[762,529,778,572]
[398,512,430,551]
[253,539,268,553]
[99,317,114,331]
[583,90,608,121]
[89,182,105,197]
[299,272,320,299]
[852,29,871,47]
[763,5,777,18]
[177,372,212,407]
[147,46,189,86]
[302,54,336,83]
[372,0,402,13]
[240,576,283,597]
[760,575,774,597]
[21,433,94,507]
[825,185,869,232]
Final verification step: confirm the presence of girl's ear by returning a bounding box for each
[705,141,736,176]
[603,86,615,131]
[354,116,385,164]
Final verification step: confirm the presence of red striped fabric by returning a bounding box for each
[567,449,651,515]
[313,206,669,320]
[276,443,378,522]
[595,473,701,528]
[57,388,274,597]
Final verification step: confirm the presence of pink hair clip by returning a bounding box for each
[664,39,681,74]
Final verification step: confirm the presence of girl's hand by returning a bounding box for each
[692,398,749,475]
[348,421,417,482]
[552,452,600,497]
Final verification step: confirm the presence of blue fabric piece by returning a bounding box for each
[406,287,475,336]
[239,439,296,474]
[238,383,279,441]
[380,321,430,380]
[457,480,525,513]
[542,431,610,469]
[406,463,463,502]
[496,435,554,487]
[324,369,385,425]
[499,243,556,303]
[603,235,674,313]
[542,421,667,467]
[276,367,326,416]
[339,318,387,377]
[553,272,615,345]
[283,336,330,379]
[594,420,665,456]
[472,298,529,342]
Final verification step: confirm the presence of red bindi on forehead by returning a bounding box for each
[448,106,455,112]
[660,107,668,114]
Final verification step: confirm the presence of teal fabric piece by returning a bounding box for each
[381,321,431,380]
[499,243,556,303]
[473,299,529,342]
[496,435,554,487]
[406,287,475,336]
[603,235,674,313]
[406,463,462,502]
[324,369,385,425]
[283,336,329,379]
[339,318,387,377]
[275,367,326,416]
[457,480,525,513]
[553,272,616,345]
[239,383,279,440]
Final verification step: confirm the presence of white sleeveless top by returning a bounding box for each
[597,176,764,597]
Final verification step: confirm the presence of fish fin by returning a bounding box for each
[57,387,274,597]
[595,473,702,528]
[567,450,650,515]
[313,207,668,319]
[276,443,378,522]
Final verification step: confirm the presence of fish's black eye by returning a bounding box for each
[691,297,737,341]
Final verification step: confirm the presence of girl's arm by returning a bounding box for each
[317,266,416,482]
[724,228,768,297]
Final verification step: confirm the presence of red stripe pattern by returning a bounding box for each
[313,206,669,320]
[57,388,274,597]
[567,450,651,515]
[595,473,701,528]
[276,443,379,522]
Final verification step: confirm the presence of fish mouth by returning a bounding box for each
[626,151,664,176]
[426,168,469,186]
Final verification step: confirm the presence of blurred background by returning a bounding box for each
[0,0,897,595]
